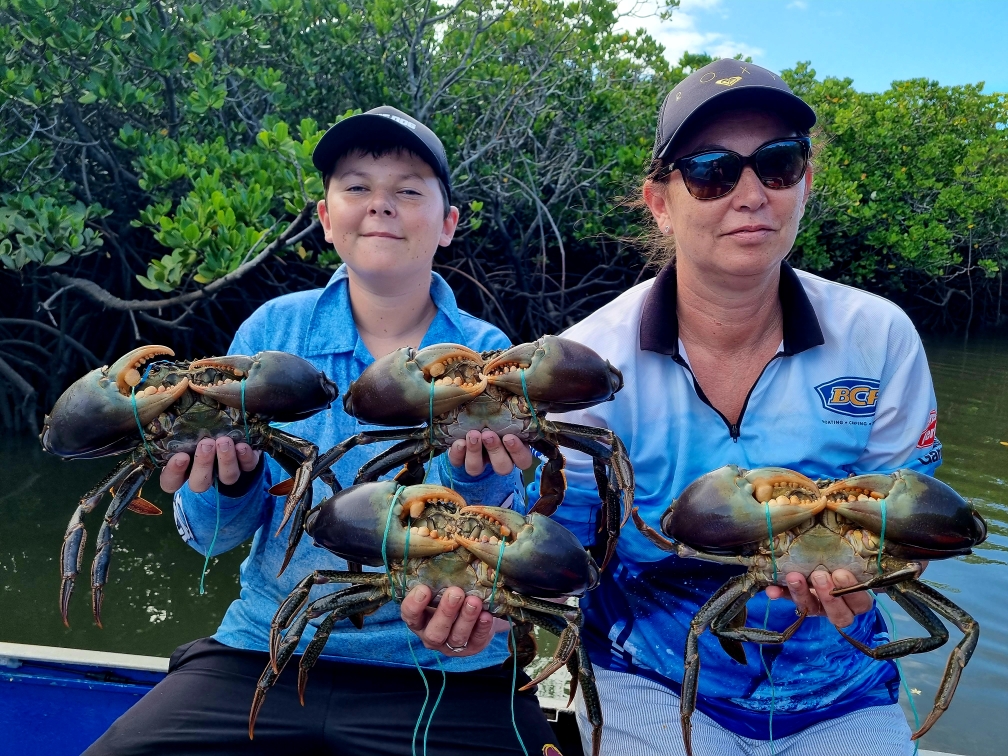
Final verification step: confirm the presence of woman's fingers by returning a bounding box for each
[187,438,217,493]
[810,570,856,629]
[215,437,241,485]
[160,452,191,493]
[444,595,484,650]
[447,439,466,468]
[783,571,823,617]
[235,442,261,472]
[502,434,536,469]
[400,585,497,657]
[481,431,515,476]
[831,568,874,616]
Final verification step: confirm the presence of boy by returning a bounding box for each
[85,106,559,756]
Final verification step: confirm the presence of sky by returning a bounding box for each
[616,0,1008,93]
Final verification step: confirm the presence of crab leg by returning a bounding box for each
[352,432,439,484]
[709,592,806,648]
[60,456,143,627]
[262,427,318,535]
[682,573,759,756]
[528,439,567,515]
[91,463,151,628]
[837,582,949,659]
[899,580,979,739]
[250,581,388,738]
[829,561,924,596]
[312,428,426,487]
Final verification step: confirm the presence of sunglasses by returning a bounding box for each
[665,137,811,200]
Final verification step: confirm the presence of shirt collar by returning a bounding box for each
[303,264,468,357]
[639,260,824,358]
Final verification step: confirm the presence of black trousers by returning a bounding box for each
[84,638,561,756]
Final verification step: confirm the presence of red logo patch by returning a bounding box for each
[542,746,564,756]
[916,409,937,448]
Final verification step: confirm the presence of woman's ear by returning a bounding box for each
[798,163,814,220]
[643,179,673,236]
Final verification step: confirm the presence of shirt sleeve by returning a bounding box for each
[855,328,941,476]
[171,328,273,555]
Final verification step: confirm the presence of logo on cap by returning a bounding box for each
[715,76,743,87]
[379,113,417,130]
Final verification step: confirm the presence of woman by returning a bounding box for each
[531,60,939,755]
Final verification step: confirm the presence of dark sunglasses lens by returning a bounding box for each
[680,152,742,199]
[754,141,808,189]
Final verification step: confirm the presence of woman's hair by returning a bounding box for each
[632,114,821,270]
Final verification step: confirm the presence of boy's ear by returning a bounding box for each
[438,205,460,248]
[317,198,334,244]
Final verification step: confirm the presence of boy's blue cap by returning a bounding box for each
[654,60,816,161]
[312,106,452,202]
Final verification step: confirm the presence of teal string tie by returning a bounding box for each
[381,486,408,601]
[877,497,888,573]
[199,476,222,595]
[487,538,506,613]
[130,387,159,467]
[760,500,778,755]
[240,378,250,444]
[423,379,436,484]
[507,617,530,756]
[876,596,921,755]
[518,369,540,434]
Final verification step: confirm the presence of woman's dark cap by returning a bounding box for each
[312,105,452,202]
[654,60,816,161]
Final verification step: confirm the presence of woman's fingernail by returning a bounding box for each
[448,592,462,607]
[788,579,802,588]
[812,573,829,587]
[411,587,426,601]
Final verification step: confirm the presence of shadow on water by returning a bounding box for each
[0,335,1006,755]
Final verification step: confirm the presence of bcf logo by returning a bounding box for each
[815,377,881,417]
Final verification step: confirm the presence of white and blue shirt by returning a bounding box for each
[174,265,522,671]
[527,262,941,738]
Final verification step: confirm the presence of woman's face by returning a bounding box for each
[644,108,812,283]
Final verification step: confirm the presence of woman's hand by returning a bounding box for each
[765,569,874,630]
[159,436,261,493]
[446,429,535,476]
[400,585,507,657]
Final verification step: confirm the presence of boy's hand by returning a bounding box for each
[447,430,535,476]
[159,436,261,494]
[400,585,507,657]
[764,569,875,629]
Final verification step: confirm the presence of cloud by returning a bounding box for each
[787,0,808,9]
[617,0,764,64]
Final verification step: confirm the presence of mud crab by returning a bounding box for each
[632,465,987,754]
[41,345,338,627]
[305,335,633,570]
[249,481,605,755]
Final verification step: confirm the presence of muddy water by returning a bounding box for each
[1,335,1006,755]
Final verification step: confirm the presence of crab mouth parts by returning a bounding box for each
[115,346,175,395]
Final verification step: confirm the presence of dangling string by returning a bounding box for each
[424,379,437,484]
[760,501,777,756]
[877,497,888,573]
[507,617,530,756]
[382,486,448,756]
[130,386,159,467]
[876,595,921,755]
[198,476,221,595]
[518,369,539,434]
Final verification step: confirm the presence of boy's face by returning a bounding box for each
[318,150,459,288]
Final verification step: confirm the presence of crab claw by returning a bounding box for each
[663,465,825,552]
[824,470,987,553]
[41,346,188,458]
[342,345,485,426]
[304,482,461,566]
[483,336,623,412]
[456,505,599,597]
[189,351,337,422]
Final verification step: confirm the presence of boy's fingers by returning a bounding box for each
[464,430,485,476]
[831,569,874,616]
[811,570,856,629]
[447,439,466,468]
[160,453,191,493]
[216,437,241,485]
[188,439,217,493]
[502,434,536,470]
[481,431,515,476]
[236,443,260,472]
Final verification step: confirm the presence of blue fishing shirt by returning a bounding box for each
[526,263,942,739]
[173,265,522,671]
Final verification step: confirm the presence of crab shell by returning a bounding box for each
[40,346,190,458]
[822,470,987,556]
[304,481,599,597]
[40,346,338,459]
[661,465,825,553]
